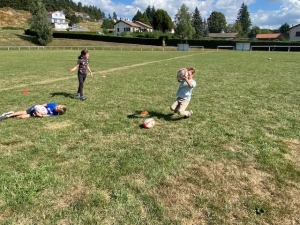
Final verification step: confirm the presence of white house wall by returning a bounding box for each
[114,22,134,35]
[289,26,300,41]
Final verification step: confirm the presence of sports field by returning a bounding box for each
[0,49,299,224]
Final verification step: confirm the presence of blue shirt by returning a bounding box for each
[176,79,196,101]
[45,102,58,116]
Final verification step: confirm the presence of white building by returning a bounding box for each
[114,19,153,36]
[47,11,69,30]
[287,24,300,41]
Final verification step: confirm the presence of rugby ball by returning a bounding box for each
[34,105,48,115]
[143,118,155,128]
[177,68,188,81]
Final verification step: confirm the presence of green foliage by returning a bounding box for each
[248,25,261,38]
[131,30,165,39]
[236,3,252,37]
[101,19,114,29]
[28,0,52,46]
[208,11,226,33]
[132,10,143,21]
[112,12,118,20]
[279,23,290,34]
[174,4,195,39]
[68,14,80,26]
[152,9,173,32]
[192,7,205,38]
[145,5,156,27]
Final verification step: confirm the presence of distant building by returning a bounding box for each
[255,33,283,41]
[75,12,91,21]
[47,11,68,30]
[287,24,300,41]
[114,19,153,36]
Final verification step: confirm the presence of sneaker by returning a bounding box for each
[75,93,80,98]
[80,96,87,101]
[1,111,14,117]
[0,115,6,121]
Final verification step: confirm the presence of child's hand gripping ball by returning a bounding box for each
[177,68,189,81]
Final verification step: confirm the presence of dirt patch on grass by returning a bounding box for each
[52,181,91,210]
[284,139,300,167]
[153,159,300,224]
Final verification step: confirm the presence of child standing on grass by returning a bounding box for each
[0,102,67,120]
[170,67,196,118]
[69,50,93,101]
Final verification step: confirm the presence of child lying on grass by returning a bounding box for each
[0,102,66,120]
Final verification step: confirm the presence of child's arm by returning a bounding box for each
[34,111,50,118]
[68,63,79,72]
[87,65,93,76]
[183,76,194,88]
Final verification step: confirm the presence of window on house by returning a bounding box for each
[124,27,130,32]
[117,28,119,32]
[296,32,300,37]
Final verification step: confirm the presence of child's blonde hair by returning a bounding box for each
[187,67,195,75]
[57,105,67,115]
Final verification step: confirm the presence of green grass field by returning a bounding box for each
[0,49,299,224]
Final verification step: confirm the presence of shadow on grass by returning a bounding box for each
[50,92,77,99]
[127,110,186,121]
[14,34,40,45]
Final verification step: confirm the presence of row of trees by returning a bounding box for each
[125,3,252,39]
[124,3,290,39]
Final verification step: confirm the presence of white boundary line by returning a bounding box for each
[1,51,213,91]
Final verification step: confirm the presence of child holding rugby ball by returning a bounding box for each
[170,67,196,118]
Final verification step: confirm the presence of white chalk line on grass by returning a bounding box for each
[1,51,212,91]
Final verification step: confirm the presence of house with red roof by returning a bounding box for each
[255,33,283,41]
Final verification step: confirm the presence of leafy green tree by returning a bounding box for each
[132,10,143,21]
[203,18,209,37]
[140,12,151,25]
[68,14,80,26]
[225,23,236,33]
[174,4,195,39]
[77,2,82,12]
[113,12,118,20]
[192,7,204,38]
[279,23,290,34]
[28,0,53,46]
[236,3,251,37]
[233,21,243,38]
[145,5,156,27]
[152,9,173,32]
[248,25,260,38]
[207,11,226,33]
[101,19,114,29]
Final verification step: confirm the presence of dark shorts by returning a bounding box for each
[26,106,35,116]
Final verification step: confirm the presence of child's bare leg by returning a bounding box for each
[16,114,31,119]
[6,111,28,118]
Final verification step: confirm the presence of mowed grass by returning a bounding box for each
[0,49,300,224]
